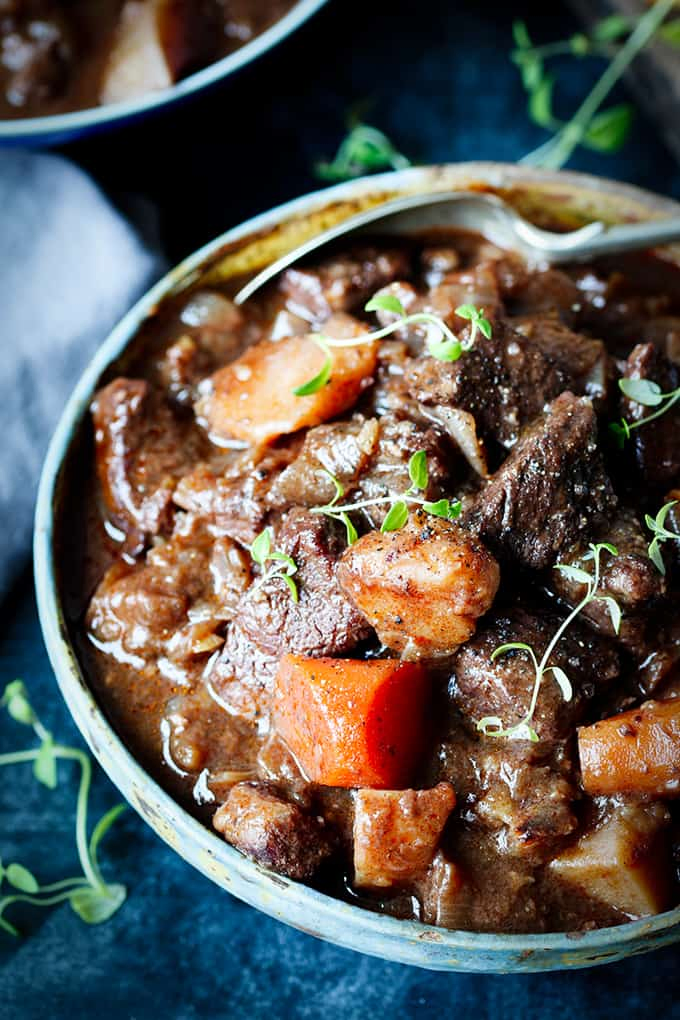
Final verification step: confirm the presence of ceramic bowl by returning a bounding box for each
[34,163,680,972]
[0,0,327,148]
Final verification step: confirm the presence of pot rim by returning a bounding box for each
[0,0,327,142]
[34,163,680,972]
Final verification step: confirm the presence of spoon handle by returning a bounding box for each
[536,216,680,264]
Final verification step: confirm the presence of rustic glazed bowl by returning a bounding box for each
[0,0,326,148]
[35,164,680,972]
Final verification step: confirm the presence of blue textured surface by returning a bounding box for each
[2,0,680,1015]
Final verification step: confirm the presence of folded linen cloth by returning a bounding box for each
[0,149,164,600]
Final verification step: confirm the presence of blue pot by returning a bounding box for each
[34,164,680,971]
[0,0,327,147]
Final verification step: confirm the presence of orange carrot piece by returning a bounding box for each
[199,327,377,446]
[272,654,431,788]
[579,699,680,798]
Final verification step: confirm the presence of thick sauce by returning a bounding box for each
[59,229,680,933]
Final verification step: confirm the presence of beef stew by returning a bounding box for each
[65,228,680,934]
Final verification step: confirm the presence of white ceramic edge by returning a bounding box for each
[0,0,327,142]
[34,163,680,973]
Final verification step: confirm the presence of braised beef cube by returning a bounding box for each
[620,343,680,489]
[268,417,380,508]
[511,314,611,407]
[174,444,298,546]
[641,317,680,364]
[495,259,581,323]
[91,378,205,555]
[209,510,372,720]
[551,508,666,637]
[451,608,620,742]
[463,392,616,570]
[405,320,570,449]
[279,246,411,322]
[420,245,461,287]
[1,10,73,107]
[213,783,333,880]
[473,747,577,860]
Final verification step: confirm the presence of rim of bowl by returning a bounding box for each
[0,0,327,141]
[34,163,680,971]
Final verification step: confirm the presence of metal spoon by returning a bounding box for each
[234,189,680,305]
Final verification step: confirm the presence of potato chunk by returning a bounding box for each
[353,784,456,889]
[337,511,500,658]
[197,316,377,446]
[549,802,672,918]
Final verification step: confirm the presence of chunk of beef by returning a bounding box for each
[640,317,680,365]
[91,378,206,555]
[621,343,680,490]
[551,508,666,637]
[213,782,333,880]
[209,511,372,720]
[511,314,611,407]
[451,607,620,742]
[352,784,456,889]
[495,258,581,324]
[0,6,73,107]
[279,246,410,323]
[87,515,250,678]
[268,414,452,525]
[463,393,616,570]
[473,747,577,860]
[338,512,500,659]
[174,443,299,546]
[268,417,380,508]
[405,319,571,449]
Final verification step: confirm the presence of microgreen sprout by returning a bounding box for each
[0,680,126,937]
[645,500,679,575]
[477,542,620,743]
[315,121,411,182]
[515,0,676,170]
[311,450,461,542]
[609,376,680,448]
[250,527,299,602]
[293,293,487,398]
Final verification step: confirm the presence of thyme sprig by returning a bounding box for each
[311,450,461,544]
[293,294,489,398]
[0,681,126,937]
[315,121,411,182]
[477,543,620,743]
[516,0,677,170]
[609,376,680,448]
[250,528,299,602]
[645,500,679,575]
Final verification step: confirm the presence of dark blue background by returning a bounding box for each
[2,1,680,1016]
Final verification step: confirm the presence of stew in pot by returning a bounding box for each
[63,225,680,934]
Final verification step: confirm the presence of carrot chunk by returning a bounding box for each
[198,319,377,446]
[271,654,431,788]
[578,698,680,798]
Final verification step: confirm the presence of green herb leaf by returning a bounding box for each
[583,103,633,153]
[381,501,409,533]
[292,352,332,397]
[407,450,429,492]
[594,541,619,558]
[269,551,298,576]
[554,563,592,585]
[592,14,633,42]
[33,735,57,790]
[599,595,622,635]
[658,17,680,47]
[476,715,505,735]
[608,419,631,448]
[280,573,299,603]
[0,917,19,937]
[339,512,358,546]
[491,642,535,662]
[88,803,127,868]
[510,722,540,743]
[6,864,39,894]
[422,498,461,521]
[528,74,556,129]
[365,293,406,316]
[2,680,36,727]
[69,884,126,925]
[315,122,411,182]
[648,536,666,576]
[547,666,573,701]
[512,20,544,92]
[250,528,272,566]
[619,377,665,406]
[428,336,463,362]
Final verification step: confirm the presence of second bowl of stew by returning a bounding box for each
[35,163,680,971]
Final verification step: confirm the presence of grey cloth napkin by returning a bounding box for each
[0,149,164,600]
